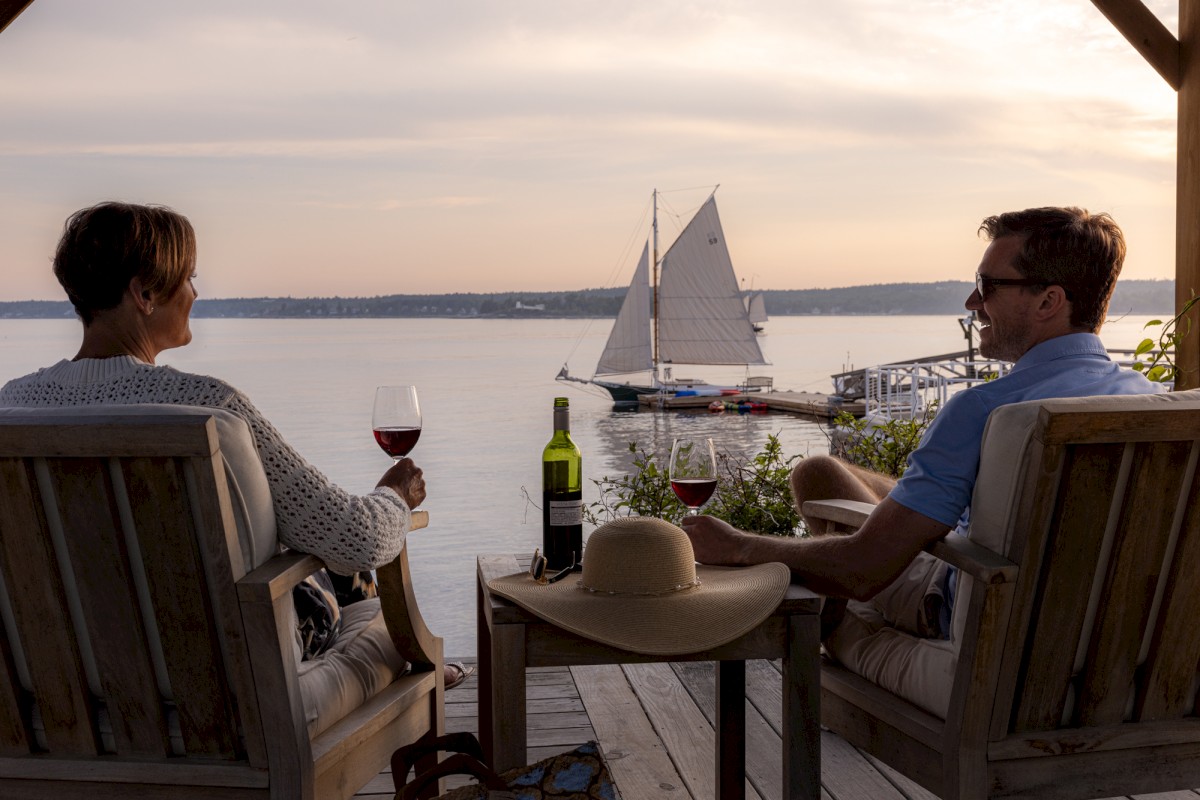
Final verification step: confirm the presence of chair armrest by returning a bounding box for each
[802,499,876,532]
[803,499,1017,584]
[234,536,442,669]
[237,551,326,605]
[926,536,1017,585]
[377,545,443,669]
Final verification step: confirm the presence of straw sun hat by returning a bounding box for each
[487,516,791,656]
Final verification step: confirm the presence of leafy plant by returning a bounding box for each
[707,434,801,536]
[585,442,680,524]
[1132,294,1199,384]
[585,435,802,536]
[830,402,938,479]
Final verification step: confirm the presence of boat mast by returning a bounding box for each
[651,188,660,384]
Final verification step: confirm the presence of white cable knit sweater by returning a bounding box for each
[0,356,411,575]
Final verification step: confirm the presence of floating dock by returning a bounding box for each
[639,390,864,420]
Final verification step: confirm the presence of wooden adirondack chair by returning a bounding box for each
[0,407,444,799]
[806,390,1200,800]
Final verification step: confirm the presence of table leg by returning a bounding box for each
[476,574,495,765]
[489,623,527,772]
[715,660,746,800]
[783,613,821,800]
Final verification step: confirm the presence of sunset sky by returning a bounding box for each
[0,0,1179,301]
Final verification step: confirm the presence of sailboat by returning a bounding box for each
[557,189,769,407]
[744,291,768,333]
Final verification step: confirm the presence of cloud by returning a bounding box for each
[0,0,1179,299]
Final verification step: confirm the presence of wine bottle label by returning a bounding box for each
[548,498,583,526]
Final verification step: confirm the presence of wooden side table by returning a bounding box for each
[476,554,823,800]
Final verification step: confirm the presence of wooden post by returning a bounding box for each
[0,1,34,37]
[1179,0,1200,389]
[1090,0,1199,387]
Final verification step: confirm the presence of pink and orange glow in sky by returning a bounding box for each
[0,0,1179,301]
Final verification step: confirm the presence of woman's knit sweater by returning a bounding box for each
[0,356,411,575]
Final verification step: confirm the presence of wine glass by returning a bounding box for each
[372,386,422,461]
[669,436,718,515]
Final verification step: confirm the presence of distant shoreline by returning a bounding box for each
[0,279,1174,320]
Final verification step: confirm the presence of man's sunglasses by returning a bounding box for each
[529,548,578,584]
[975,273,1047,299]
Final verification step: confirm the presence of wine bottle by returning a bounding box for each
[542,397,582,570]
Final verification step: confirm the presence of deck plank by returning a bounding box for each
[862,752,941,800]
[357,658,1200,800]
[572,663,695,800]
[624,662,762,800]
[671,660,787,800]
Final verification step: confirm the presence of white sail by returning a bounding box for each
[657,197,767,366]
[594,242,653,376]
[746,291,768,324]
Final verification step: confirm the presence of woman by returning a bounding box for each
[0,201,471,689]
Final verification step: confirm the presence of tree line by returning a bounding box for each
[0,280,1174,319]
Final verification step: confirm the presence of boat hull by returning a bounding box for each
[594,380,658,403]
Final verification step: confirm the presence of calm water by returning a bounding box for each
[0,313,1165,656]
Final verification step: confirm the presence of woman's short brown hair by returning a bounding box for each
[53,202,196,324]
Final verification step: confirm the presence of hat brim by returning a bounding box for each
[487,562,791,656]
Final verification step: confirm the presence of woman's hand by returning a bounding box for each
[377,458,426,509]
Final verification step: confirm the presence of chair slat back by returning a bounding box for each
[44,456,172,757]
[1003,405,1200,734]
[0,457,98,755]
[0,415,255,763]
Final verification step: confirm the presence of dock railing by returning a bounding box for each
[853,348,1169,421]
[864,359,1011,419]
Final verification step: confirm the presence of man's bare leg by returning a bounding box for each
[790,455,896,532]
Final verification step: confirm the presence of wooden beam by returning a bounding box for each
[1091,0,1181,90]
[0,0,33,37]
[1179,0,1200,389]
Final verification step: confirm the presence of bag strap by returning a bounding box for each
[392,732,499,795]
[398,753,508,800]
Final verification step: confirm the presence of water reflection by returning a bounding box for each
[578,402,833,486]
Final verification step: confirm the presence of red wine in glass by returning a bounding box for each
[373,427,421,458]
[372,386,422,461]
[669,436,718,515]
[671,478,717,508]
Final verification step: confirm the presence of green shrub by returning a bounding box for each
[1132,294,1197,384]
[830,403,937,479]
[585,435,802,536]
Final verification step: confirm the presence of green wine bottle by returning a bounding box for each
[542,397,582,570]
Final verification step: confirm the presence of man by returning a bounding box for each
[681,207,1161,638]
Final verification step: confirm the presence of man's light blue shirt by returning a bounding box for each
[889,332,1163,530]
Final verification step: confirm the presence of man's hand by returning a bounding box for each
[377,458,426,509]
[679,515,747,566]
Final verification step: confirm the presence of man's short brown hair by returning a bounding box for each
[979,207,1125,332]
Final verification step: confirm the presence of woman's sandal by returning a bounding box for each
[445,661,475,690]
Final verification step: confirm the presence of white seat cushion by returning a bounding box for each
[297,598,409,738]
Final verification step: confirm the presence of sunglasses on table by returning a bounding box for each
[529,549,578,584]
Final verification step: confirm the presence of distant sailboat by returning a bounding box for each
[557,189,769,407]
[744,291,768,333]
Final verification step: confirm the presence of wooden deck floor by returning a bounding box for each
[354,659,1200,800]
